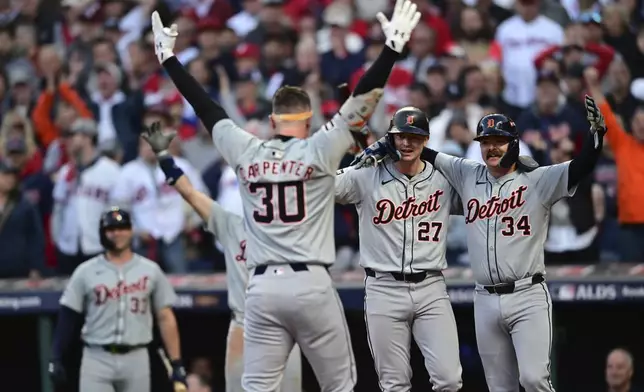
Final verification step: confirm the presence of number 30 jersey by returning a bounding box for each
[210,116,356,268]
[336,160,461,273]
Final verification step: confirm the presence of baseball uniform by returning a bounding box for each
[205,201,302,392]
[210,115,357,392]
[59,254,177,392]
[336,160,463,392]
[433,153,576,392]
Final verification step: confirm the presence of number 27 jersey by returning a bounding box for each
[211,116,355,268]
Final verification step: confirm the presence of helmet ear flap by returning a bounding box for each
[499,138,519,168]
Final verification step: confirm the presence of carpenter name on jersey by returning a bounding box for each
[434,153,576,285]
[211,116,356,268]
[336,160,461,273]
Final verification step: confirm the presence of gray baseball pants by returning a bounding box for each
[80,346,149,392]
[364,271,462,392]
[243,264,356,392]
[474,282,555,392]
[226,317,302,392]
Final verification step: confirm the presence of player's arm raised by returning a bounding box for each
[141,123,211,221]
[150,11,253,168]
[309,0,421,172]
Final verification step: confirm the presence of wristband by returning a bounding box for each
[159,156,184,185]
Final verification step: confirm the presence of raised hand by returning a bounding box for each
[376,0,422,53]
[141,122,177,157]
[584,94,607,148]
[351,136,401,169]
[151,11,178,64]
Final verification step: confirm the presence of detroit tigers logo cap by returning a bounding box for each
[406,115,414,125]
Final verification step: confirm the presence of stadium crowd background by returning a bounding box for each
[0,0,643,390]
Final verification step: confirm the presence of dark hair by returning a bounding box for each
[272,86,311,114]
[409,82,430,96]
[0,23,15,38]
[452,6,495,41]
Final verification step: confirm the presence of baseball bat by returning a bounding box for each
[158,348,188,392]
[336,83,370,150]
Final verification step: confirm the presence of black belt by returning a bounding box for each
[85,343,148,354]
[253,263,310,276]
[483,274,545,295]
[364,268,431,283]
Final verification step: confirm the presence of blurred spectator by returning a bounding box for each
[586,68,644,262]
[545,137,604,264]
[561,63,587,118]
[319,2,365,88]
[605,348,641,392]
[427,79,484,151]
[516,70,587,165]
[399,23,436,82]
[0,159,44,279]
[32,46,94,148]
[227,0,263,37]
[605,60,642,130]
[317,1,365,56]
[7,66,38,118]
[452,6,502,65]
[245,0,296,46]
[112,124,206,273]
[86,61,143,162]
[51,118,120,275]
[424,64,448,118]
[601,6,643,79]
[496,0,564,118]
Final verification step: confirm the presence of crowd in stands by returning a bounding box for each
[0,0,642,279]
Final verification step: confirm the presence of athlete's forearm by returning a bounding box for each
[159,156,212,221]
[163,56,228,132]
[157,308,182,361]
[568,131,603,189]
[353,46,400,95]
[51,306,84,360]
[421,147,438,164]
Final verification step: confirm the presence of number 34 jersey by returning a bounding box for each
[335,160,461,273]
[433,153,577,286]
[210,116,356,268]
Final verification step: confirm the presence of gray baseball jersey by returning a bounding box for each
[205,201,247,316]
[211,115,354,268]
[335,160,461,272]
[59,254,177,345]
[433,153,576,284]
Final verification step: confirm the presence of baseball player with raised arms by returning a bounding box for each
[48,207,188,392]
[354,96,607,392]
[336,107,463,392]
[150,1,421,390]
[140,122,302,392]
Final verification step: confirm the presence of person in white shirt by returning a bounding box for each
[227,0,262,37]
[51,118,122,275]
[495,0,564,117]
[112,125,207,273]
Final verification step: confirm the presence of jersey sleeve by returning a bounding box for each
[59,266,86,313]
[335,166,363,205]
[152,266,178,312]
[534,161,577,207]
[211,119,259,168]
[308,114,356,174]
[205,201,232,240]
[433,153,480,195]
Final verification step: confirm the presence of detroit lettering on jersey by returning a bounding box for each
[94,276,150,306]
[465,186,528,224]
[235,240,247,263]
[373,189,444,225]
[237,160,314,183]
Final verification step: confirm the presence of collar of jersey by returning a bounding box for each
[273,135,294,142]
[385,159,430,183]
[486,168,518,184]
